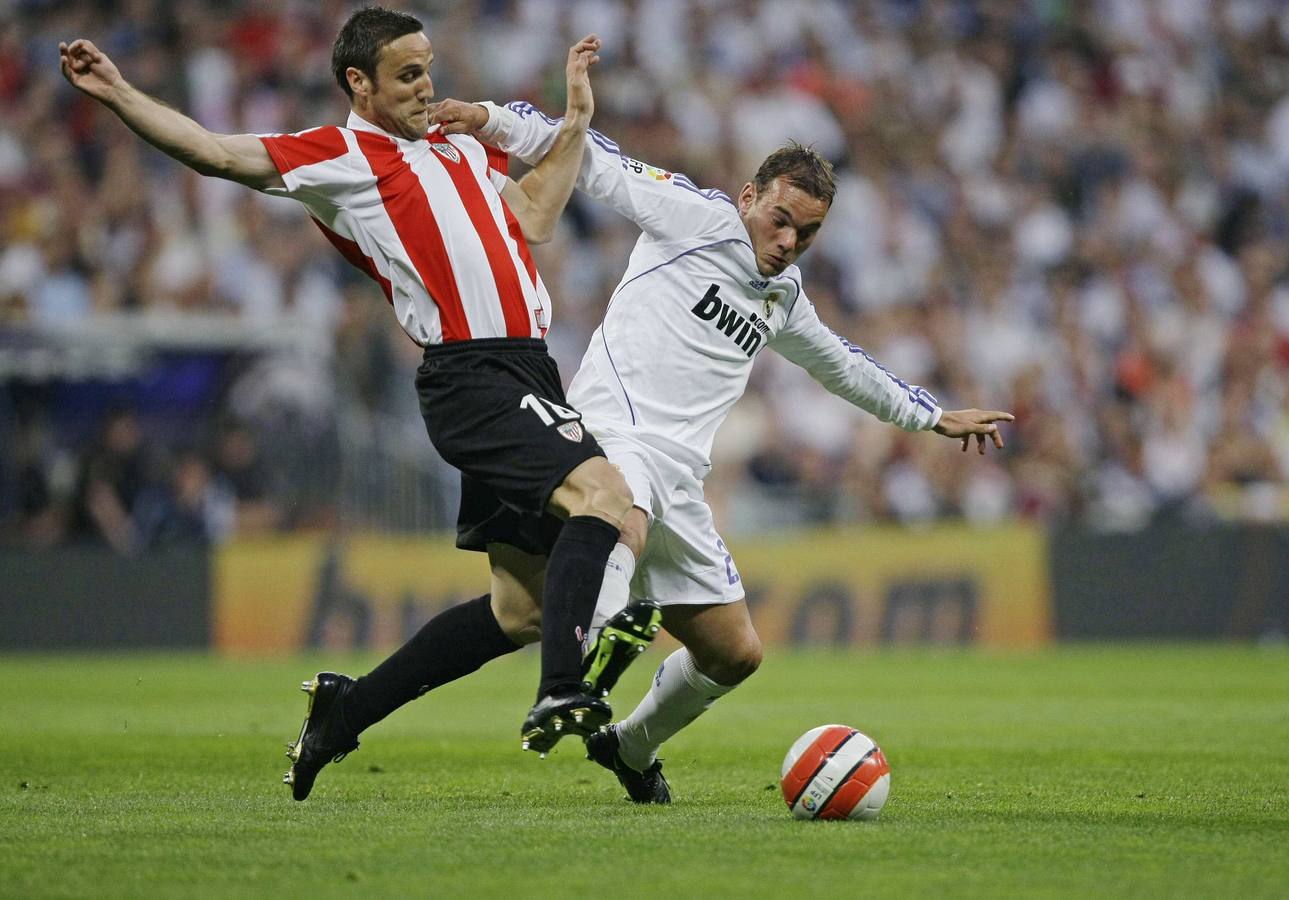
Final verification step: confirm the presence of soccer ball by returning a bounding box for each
[780,724,891,821]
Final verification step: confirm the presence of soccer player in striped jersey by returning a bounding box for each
[430,100,1014,803]
[61,8,644,800]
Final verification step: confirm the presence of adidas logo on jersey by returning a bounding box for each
[691,284,769,358]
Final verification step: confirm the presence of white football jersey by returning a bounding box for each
[481,102,942,476]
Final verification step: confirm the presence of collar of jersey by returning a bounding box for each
[346,110,437,144]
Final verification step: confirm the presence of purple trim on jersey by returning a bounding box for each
[673,173,734,206]
[599,327,637,425]
[779,273,804,313]
[610,238,750,299]
[589,127,622,154]
[507,101,560,128]
[507,101,735,208]
[829,329,939,413]
[600,238,753,425]
[589,129,621,158]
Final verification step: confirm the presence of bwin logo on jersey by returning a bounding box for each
[692,284,765,358]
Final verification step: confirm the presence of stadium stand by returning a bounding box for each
[2,0,1287,546]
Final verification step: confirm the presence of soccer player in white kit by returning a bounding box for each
[432,98,1014,802]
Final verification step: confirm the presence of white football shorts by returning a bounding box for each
[592,425,745,607]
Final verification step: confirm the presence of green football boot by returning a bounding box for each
[580,600,663,698]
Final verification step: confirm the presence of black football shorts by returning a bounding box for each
[416,337,605,556]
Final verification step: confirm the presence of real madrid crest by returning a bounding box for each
[764,290,783,318]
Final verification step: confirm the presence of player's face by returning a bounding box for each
[367,32,436,140]
[737,177,830,276]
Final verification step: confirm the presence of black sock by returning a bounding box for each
[539,515,620,698]
[345,594,520,735]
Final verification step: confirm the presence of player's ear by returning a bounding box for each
[346,66,373,100]
[737,182,756,215]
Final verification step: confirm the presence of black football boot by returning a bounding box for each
[283,672,360,801]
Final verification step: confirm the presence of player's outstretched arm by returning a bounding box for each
[495,35,600,243]
[59,39,282,191]
[932,409,1015,455]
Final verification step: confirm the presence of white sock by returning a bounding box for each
[583,542,636,654]
[615,647,735,772]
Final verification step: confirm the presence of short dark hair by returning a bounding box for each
[331,6,424,99]
[753,142,837,205]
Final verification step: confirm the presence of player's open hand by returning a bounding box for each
[564,34,600,127]
[59,39,123,103]
[429,99,489,135]
[932,409,1015,454]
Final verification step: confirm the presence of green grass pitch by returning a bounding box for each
[2,644,1287,898]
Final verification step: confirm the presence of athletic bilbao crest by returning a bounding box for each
[557,421,584,442]
[430,141,461,164]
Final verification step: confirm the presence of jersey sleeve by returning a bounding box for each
[257,126,358,208]
[478,100,735,240]
[770,287,942,432]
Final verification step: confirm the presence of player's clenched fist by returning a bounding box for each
[429,99,489,135]
[58,39,124,104]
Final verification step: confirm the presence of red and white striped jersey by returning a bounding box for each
[258,111,550,346]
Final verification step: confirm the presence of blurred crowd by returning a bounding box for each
[3,0,1289,549]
